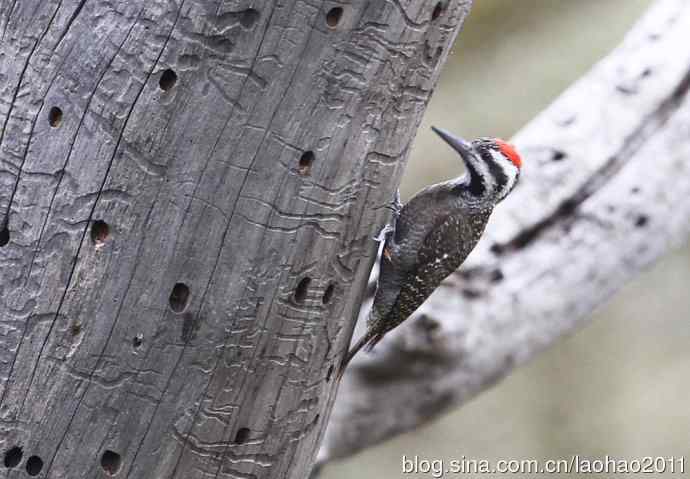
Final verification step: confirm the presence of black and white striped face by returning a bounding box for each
[431,127,522,203]
[472,138,522,202]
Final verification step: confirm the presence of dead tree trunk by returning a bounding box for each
[0,1,471,478]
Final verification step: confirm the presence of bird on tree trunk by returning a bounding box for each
[340,127,522,376]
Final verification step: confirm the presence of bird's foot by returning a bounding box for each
[383,189,403,216]
[374,224,396,261]
[374,190,401,240]
[373,223,393,243]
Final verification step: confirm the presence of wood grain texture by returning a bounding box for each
[321,0,690,466]
[0,1,471,478]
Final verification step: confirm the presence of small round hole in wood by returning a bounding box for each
[298,151,314,176]
[326,7,343,28]
[169,283,191,313]
[159,69,178,91]
[48,107,63,127]
[234,427,250,444]
[100,450,122,475]
[25,456,43,476]
[70,322,82,336]
[0,226,9,247]
[3,446,22,468]
[132,334,143,348]
[322,283,335,304]
[432,2,444,20]
[294,277,311,303]
[91,220,110,245]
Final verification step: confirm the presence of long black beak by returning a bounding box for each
[431,126,485,195]
[431,126,475,164]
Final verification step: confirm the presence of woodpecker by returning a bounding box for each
[340,127,522,375]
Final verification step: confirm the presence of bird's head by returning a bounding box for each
[432,126,522,203]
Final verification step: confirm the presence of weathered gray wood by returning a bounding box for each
[319,0,690,467]
[0,1,471,478]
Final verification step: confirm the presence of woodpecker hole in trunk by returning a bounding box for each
[322,283,335,304]
[0,226,9,247]
[100,450,122,475]
[298,151,314,175]
[159,69,178,91]
[294,277,311,303]
[3,447,22,468]
[234,428,250,444]
[91,220,110,245]
[48,107,63,127]
[70,322,82,336]
[25,456,43,476]
[326,7,343,27]
[169,283,191,313]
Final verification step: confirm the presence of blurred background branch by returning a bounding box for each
[320,0,690,473]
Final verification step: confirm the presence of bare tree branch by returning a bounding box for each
[319,0,690,466]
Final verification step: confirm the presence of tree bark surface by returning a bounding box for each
[0,1,470,478]
[321,0,690,466]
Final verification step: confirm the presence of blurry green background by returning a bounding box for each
[324,0,690,477]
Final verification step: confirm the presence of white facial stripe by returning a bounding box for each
[502,161,519,196]
[489,149,519,199]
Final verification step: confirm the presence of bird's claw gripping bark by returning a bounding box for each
[374,190,401,259]
[374,190,401,241]
[374,224,396,261]
[373,223,394,243]
[385,189,403,216]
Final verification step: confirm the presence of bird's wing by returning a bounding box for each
[369,196,439,325]
[369,186,459,325]
[390,184,450,268]
[392,211,486,322]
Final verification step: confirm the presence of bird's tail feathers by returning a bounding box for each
[337,332,380,380]
[337,294,389,379]
[337,335,367,380]
[363,333,382,352]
